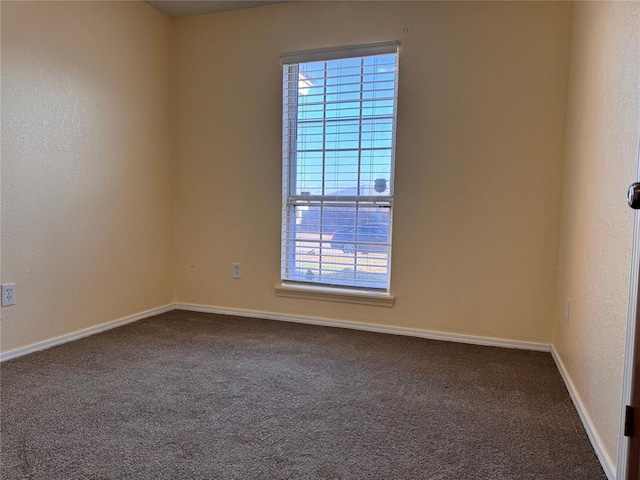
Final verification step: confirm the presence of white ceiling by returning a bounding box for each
[146,0,293,18]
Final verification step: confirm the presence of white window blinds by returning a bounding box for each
[281,42,399,291]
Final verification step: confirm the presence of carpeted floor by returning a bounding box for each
[1,310,605,479]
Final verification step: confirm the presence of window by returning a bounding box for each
[280,42,399,293]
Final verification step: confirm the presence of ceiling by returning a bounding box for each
[146,0,293,18]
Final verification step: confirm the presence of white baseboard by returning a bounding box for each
[551,346,616,480]
[1,302,549,363]
[0,304,174,362]
[175,302,552,352]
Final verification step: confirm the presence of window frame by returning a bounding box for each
[279,42,399,299]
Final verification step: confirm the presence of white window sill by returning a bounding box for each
[274,283,395,307]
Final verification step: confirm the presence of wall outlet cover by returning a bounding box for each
[232,263,242,279]
[2,283,16,307]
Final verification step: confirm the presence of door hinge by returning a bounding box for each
[625,405,635,437]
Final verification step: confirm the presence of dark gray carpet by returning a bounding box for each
[1,310,605,479]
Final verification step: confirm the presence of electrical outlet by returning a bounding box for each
[232,263,242,279]
[564,298,571,323]
[2,283,16,306]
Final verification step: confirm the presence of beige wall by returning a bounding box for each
[553,1,640,471]
[173,1,571,343]
[0,1,174,352]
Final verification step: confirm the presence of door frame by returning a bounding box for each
[618,141,640,480]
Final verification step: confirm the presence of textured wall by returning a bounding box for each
[553,1,640,471]
[172,1,571,343]
[1,1,174,352]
